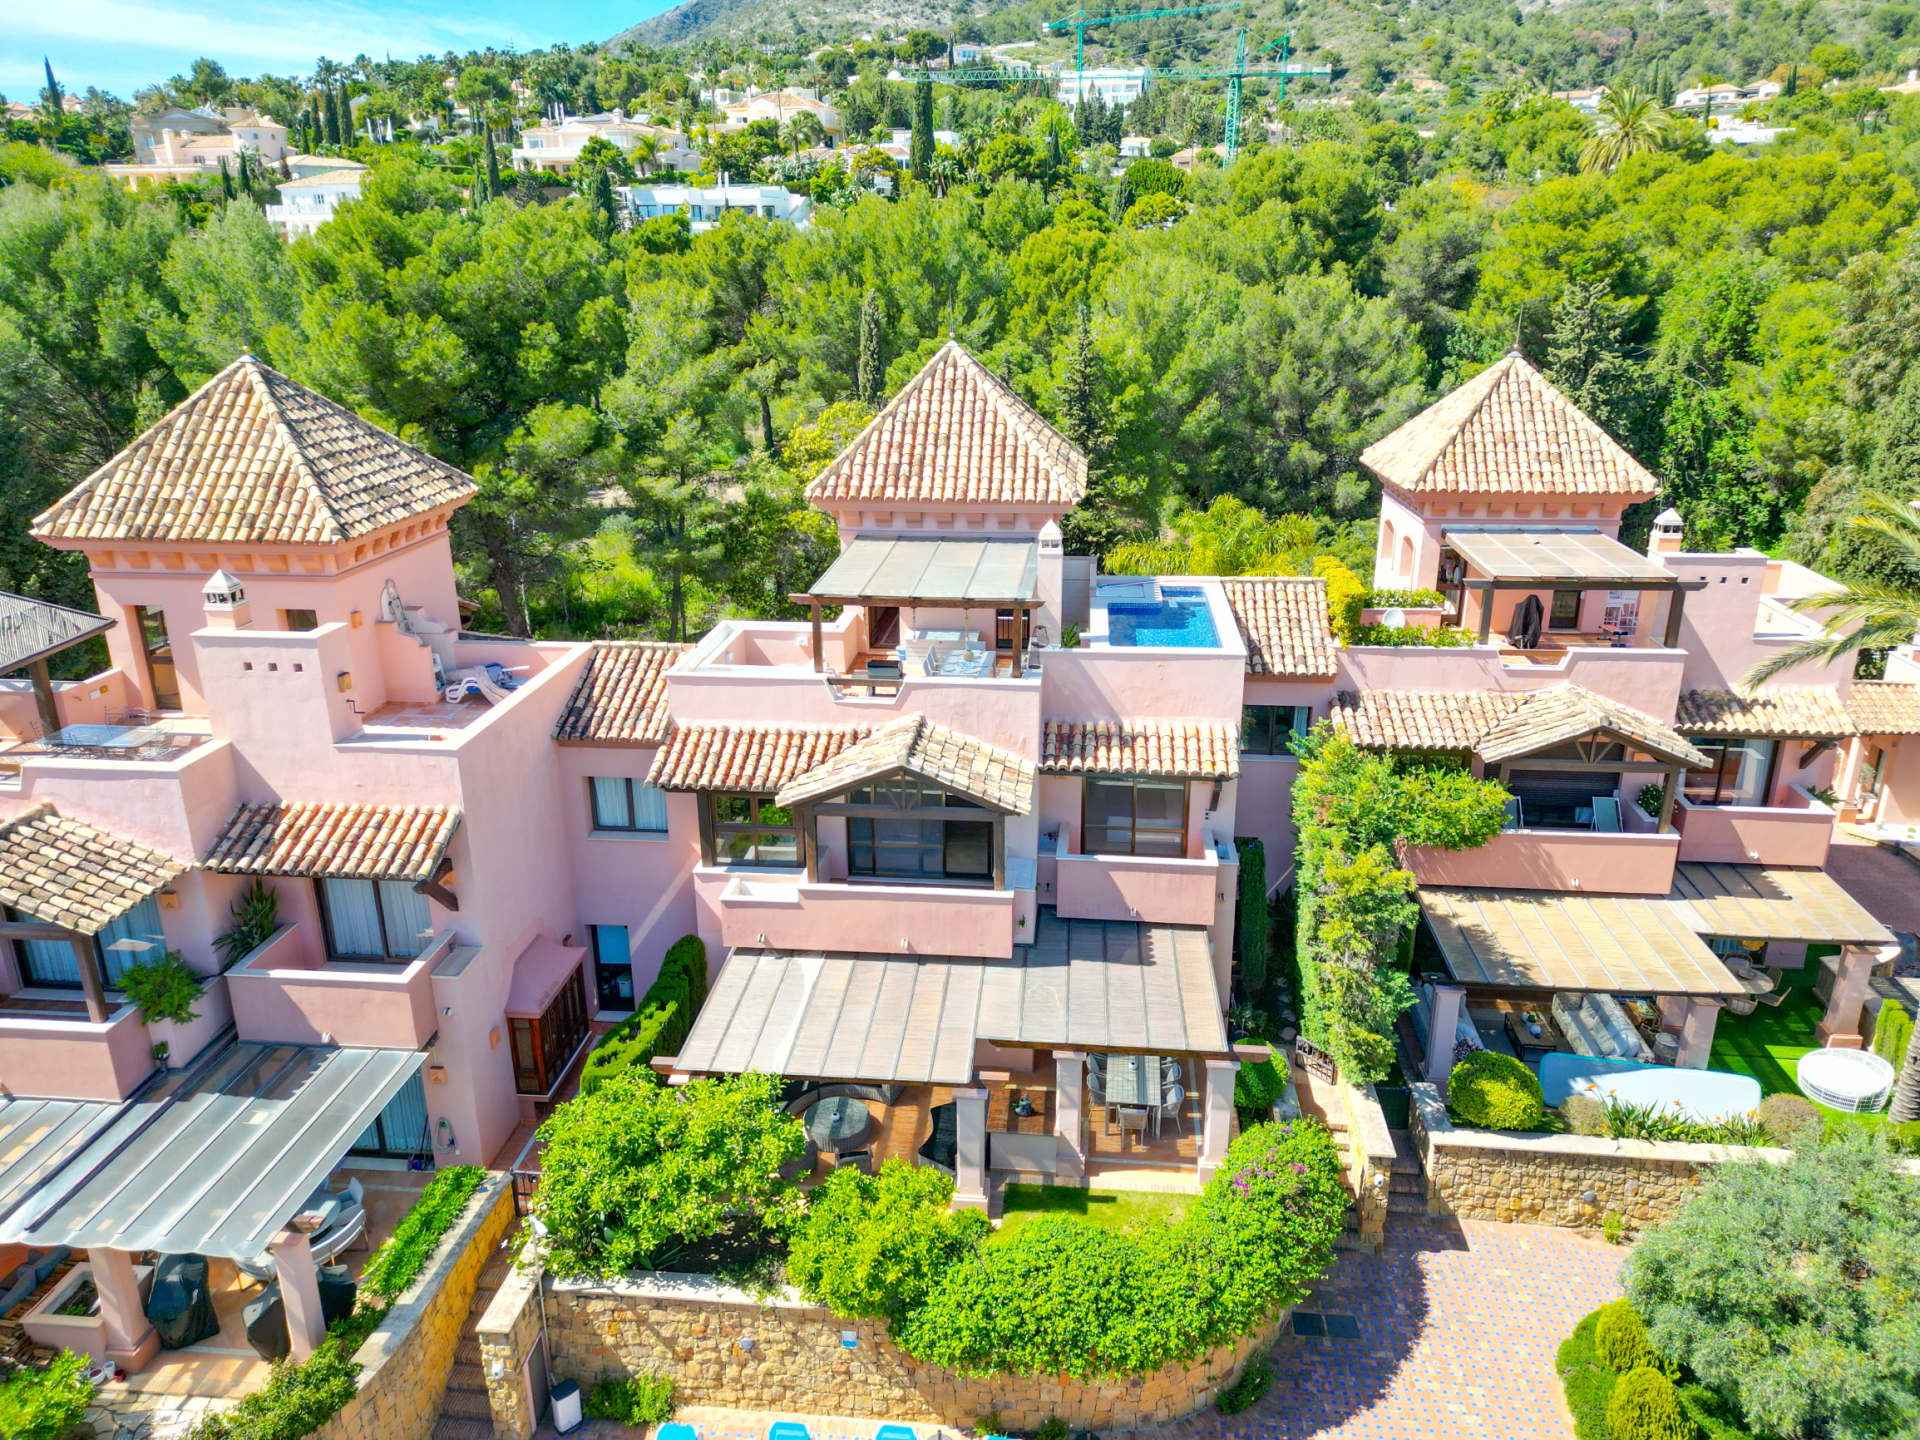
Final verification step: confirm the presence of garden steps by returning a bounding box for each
[430,1242,519,1440]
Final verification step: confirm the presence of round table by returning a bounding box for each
[803,1096,874,1153]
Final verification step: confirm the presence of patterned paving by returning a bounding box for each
[533,1220,1625,1440]
[1195,1219,1625,1440]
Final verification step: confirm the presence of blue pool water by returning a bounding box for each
[1106,598,1220,648]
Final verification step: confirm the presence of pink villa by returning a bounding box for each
[0,342,1913,1373]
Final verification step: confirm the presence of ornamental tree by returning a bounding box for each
[1624,1132,1920,1440]
[786,1159,989,1319]
[532,1069,805,1278]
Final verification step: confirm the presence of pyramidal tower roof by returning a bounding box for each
[33,356,478,546]
[1358,351,1659,498]
[806,341,1089,511]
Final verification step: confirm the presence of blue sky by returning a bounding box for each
[2,0,682,105]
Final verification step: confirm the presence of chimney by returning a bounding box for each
[1649,507,1685,557]
[1036,519,1066,643]
[202,567,252,629]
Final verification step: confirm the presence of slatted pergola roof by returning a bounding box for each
[1666,863,1892,945]
[675,913,1229,1084]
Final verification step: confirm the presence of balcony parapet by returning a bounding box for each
[1052,826,1225,927]
[709,872,1017,959]
[0,1000,153,1101]
[1401,828,1681,896]
[1673,786,1833,868]
[228,923,444,1049]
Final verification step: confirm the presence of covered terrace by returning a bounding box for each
[1438,527,1705,654]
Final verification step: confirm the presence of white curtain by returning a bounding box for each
[633,781,669,832]
[591,776,631,828]
[97,897,166,986]
[19,936,80,986]
[378,882,432,959]
[323,879,384,957]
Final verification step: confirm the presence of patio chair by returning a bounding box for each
[770,1423,812,1440]
[833,1148,873,1175]
[1161,1060,1181,1087]
[1119,1107,1149,1149]
[1159,1083,1187,1138]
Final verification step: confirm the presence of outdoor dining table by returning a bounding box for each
[802,1096,874,1154]
[1104,1054,1162,1136]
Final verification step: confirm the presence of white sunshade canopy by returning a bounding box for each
[0,1041,425,1260]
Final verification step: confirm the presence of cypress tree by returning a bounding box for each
[857,289,884,406]
[1059,304,1100,453]
[218,154,235,200]
[592,163,618,239]
[1784,64,1799,97]
[1046,123,1061,175]
[471,157,489,211]
[909,78,934,182]
[323,87,341,146]
[484,123,502,197]
[1108,172,1135,225]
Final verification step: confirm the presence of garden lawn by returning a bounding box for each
[1708,980,1892,1133]
[992,1184,1194,1242]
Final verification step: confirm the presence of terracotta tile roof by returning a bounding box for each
[1845,680,1920,736]
[805,341,1088,510]
[1676,688,1856,739]
[1331,690,1524,751]
[0,805,186,937]
[1358,351,1659,497]
[32,357,477,545]
[553,641,688,744]
[648,724,869,793]
[1475,685,1708,768]
[1039,720,1240,780]
[202,802,461,880]
[777,716,1036,812]
[1221,577,1337,677]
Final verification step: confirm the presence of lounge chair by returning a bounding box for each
[770,1423,812,1440]
[1593,796,1621,832]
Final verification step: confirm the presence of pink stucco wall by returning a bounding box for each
[1055,852,1223,926]
[716,878,1017,958]
[1401,829,1680,895]
[1336,645,1685,721]
[0,1006,154,1101]
[1372,486,1633,593]
[1673,794,1833,868]
[229,924,441,1049]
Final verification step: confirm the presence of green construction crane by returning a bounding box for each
[1042,3,1237,74]
[1153,29,1332,162]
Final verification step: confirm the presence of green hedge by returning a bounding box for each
[1235,837,1268,995]
[892,1121,1345,1378]
[580,935,707,1096]
[358,1165,485,1303]
[1874,1000,1914,1071]
[1233,1043,1285,1120]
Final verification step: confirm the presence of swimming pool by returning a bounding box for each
[1104,595,1220,648]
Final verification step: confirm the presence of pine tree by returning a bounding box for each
[1545,279,1641,438]
[909,79,934,182]
[857,289,884,406]
[484,123,502,198]
[1108,173,1135,226]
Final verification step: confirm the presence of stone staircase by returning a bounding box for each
[1288,1053,1426,1247]
[1385,1125,1426,1220]
[432,1240,518,1440]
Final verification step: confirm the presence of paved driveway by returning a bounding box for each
[1190,1219,1626,1440]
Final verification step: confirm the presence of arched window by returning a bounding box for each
[1399,535,1416,581]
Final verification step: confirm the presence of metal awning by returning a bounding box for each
[802,537,1040,607]
[1418,887,1746,997]
[977,912,1228,1053]
[0,1097,120,1223]
[1667,864,1894,945]
[1442,528,1682,587]
[676,916,1228,1083]
[0,1041,426,1260]
[505,934,587,1019]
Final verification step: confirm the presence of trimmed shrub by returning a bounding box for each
[1756,1092,1822,1147]
[357,1165,485,1303]
[185,1343,361,1439]
[894,1121,1345,1378]
[1215,1351,1273,1415]
[1874,1000,1914,1070]
[1233,1043,1285,1121]
[1595,1299,1671,1377]
[1447,1050,1545,1130]
[1556,1307,1616,1440]
[1606,1366,1695,1440]
[663,933,708,1007]
[1235,837,1268,994]
[787,1160,990,1318]
[585,1374,673,1425]
[1561,1093,1606,1135]
[577,934,707,1096]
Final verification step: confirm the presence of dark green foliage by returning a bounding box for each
[857,288,884,406]
[1558,1308,1620,1440]
[1607,1366,1696,1440]
[579,934,705,1095]
[1448,1050,1545,1131]
[585,1375,674,1424]
[212,881,279,971]
[1215,1351,1274,1415]
[894,1121,1345,1377]
[909,80,933,181]
[357,1165,485,1303]
[185,1344,362,1440]
[786,1159,990,1318]
[1233,1044,1286,1122]
[1236,836,1269,994]
[0,1351,94,1440]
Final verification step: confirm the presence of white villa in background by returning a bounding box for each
[107,107,291,187]
[1673,79,1783,108]
[510,111,701,175]
[721,89,843,140]
[1055,67,1152,106]
[618,182,812,231]
[263,169,366,238]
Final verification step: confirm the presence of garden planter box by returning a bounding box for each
[23,1264,153,1364]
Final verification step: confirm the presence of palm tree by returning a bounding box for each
[1743,491,1920,686]
[631,134,661,177]
[1579,84,1675,172]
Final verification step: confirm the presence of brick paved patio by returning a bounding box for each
[534,1219,1626,1440]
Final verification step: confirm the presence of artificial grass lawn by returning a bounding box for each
[1708,968,1899,1133]
[993,1184,1195,1242]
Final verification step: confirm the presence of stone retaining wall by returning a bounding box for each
[479,1265,1288,1438]
[1338,1078,1395,1251]
[1406,1082,1787,1229]
[312,1173,517,1440]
